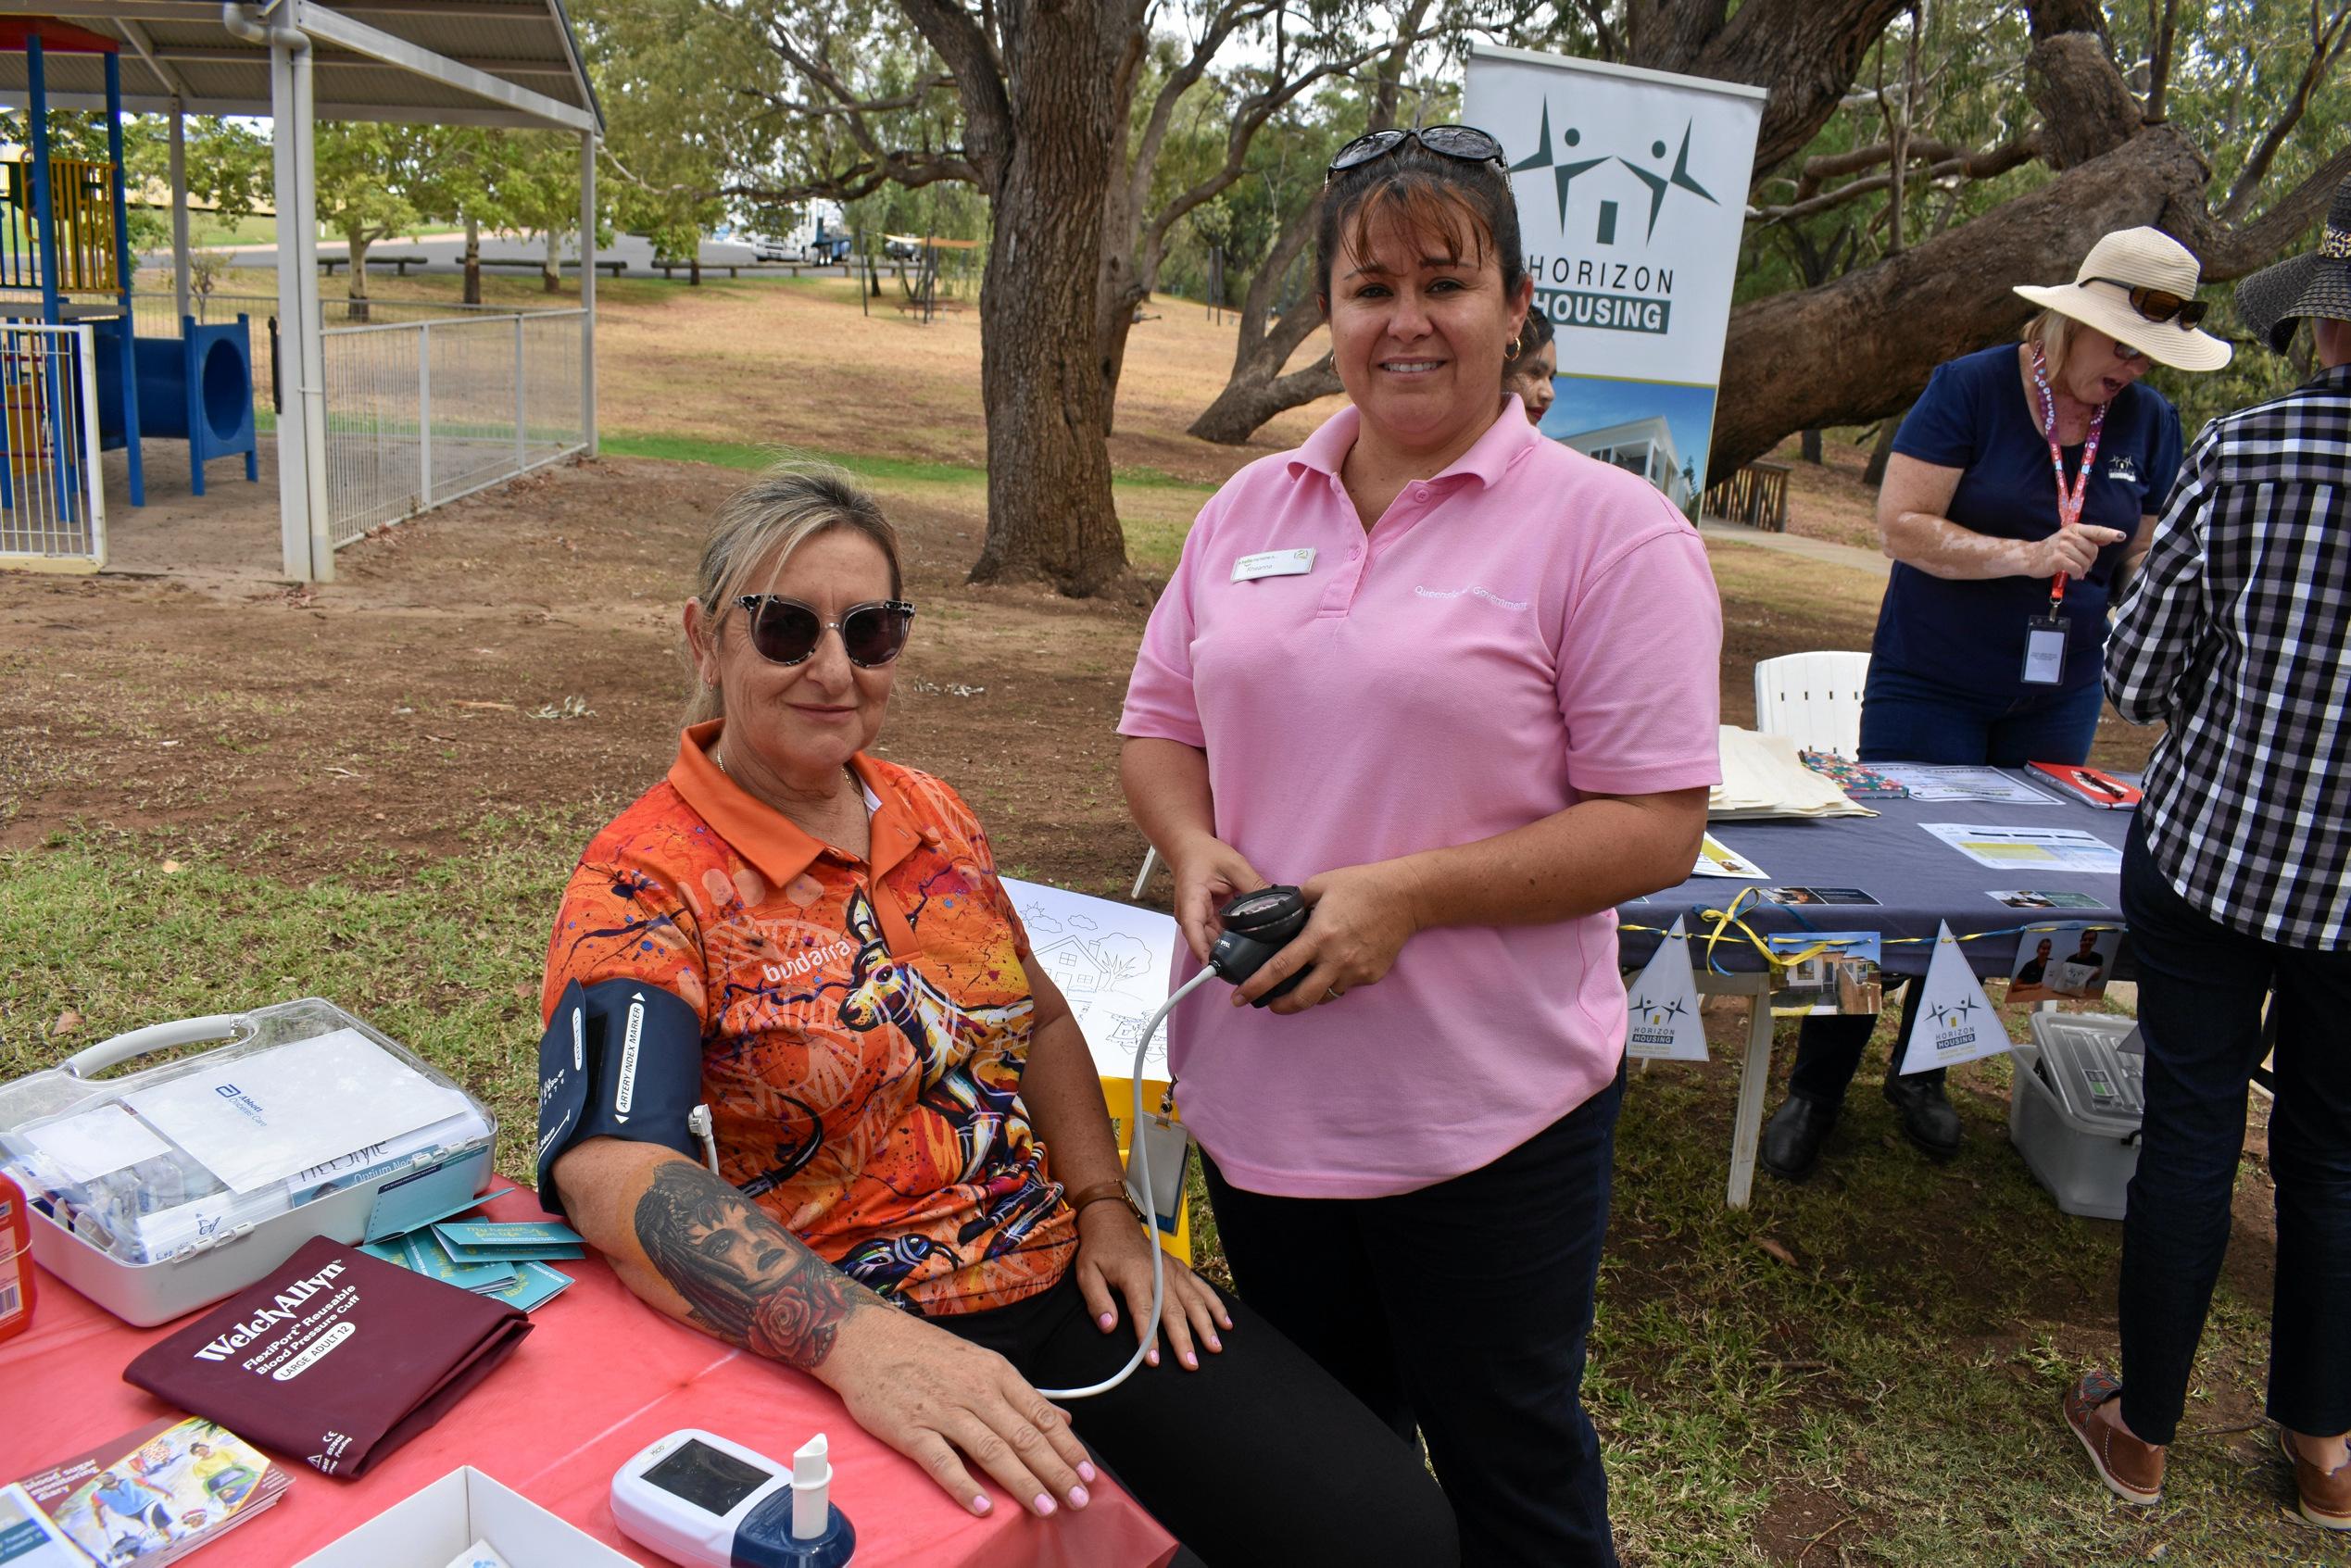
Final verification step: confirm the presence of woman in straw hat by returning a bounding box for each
[1760,226,2230,1186]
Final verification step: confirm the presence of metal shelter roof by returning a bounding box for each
[0,1,600,132]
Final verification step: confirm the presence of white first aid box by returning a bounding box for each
[296,1466,637,1567]
[0,997,495,1325]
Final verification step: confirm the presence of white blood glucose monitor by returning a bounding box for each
[612,1428,854,1568]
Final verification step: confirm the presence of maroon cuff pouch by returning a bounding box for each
[124,1236,533,1478]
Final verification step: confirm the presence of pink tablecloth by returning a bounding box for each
[0,1187,1176,1568]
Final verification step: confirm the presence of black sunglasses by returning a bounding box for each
[2081,276,2209,329]
[731,595,915,668]
[1326,125,1506,184]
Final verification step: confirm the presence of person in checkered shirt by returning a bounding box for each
[2064,178,2351,1532]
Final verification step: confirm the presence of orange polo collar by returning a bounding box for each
[667,721,925,896]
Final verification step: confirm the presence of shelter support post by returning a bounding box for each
[169,99,190,324]
[579,131,595,456]
[105,51,144,508]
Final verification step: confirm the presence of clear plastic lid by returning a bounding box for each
[0,998,492,1266]
[2027,1012,2144,1129]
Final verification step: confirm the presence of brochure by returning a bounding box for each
[1919,822,2125,874]
[11,1415,288,1566]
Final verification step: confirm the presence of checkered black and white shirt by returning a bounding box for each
[2106,363,2351,948]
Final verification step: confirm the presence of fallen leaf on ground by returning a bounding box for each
[51,1009,82,1036]
[1756,1237,1798,1267]
[160,859,183,874]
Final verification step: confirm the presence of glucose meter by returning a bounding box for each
[612,1428,854,1568]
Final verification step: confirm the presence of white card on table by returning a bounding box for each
[1899,921,2010,1074]
[1231,547,1315,582]
[1625,917,1707,1061]
[19,1102,172,1184]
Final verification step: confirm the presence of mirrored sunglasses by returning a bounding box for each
[1326,125,1506,184]
[732,596,915,668]
[2081,276,2210,329]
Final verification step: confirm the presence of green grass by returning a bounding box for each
[5,822,2340,1564]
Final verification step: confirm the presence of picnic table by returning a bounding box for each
[0,1185,1177,1568]
[1618,769,2134,1209]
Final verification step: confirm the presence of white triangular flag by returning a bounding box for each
[1898,920,2010,1074]
[1625,917,1708,1061]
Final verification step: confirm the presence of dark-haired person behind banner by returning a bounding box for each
[2065,174,2351,1534]
[1502,307,1556,425]
[1120,123,1723,1566]
[1758,226,2227,1185]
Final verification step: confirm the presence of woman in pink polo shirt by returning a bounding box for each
[1121,129,1724,1566]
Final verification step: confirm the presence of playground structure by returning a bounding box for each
[0,17,258,562]
[0,2,601,581]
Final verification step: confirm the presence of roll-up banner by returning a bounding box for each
[1465,43,1765,515]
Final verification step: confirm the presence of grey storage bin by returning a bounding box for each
[2009,1011,2144,1221]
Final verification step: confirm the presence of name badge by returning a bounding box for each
[1231,547,1315,583]
[2021,612,2069,686]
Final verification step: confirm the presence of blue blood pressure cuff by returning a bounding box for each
[534,977,706,1216]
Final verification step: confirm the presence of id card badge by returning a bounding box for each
[2021,612,2069,686]
[1125,1112,1194,1237]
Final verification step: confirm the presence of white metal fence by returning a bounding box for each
[0,321,105,568]
[320,307,586,545]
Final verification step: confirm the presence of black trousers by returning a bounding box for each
[1786,979,1942,1104]
[2117,816,2351,1444]
[1201,1068,1627,1568]
[939,1264,1458,1568]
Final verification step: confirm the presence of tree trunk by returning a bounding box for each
[690,255,702,286]
[1187,191,1336,445]
[1709,126,2209,482]
[964,13,1127,595]
[345,226,372,323]
[463,215,482,306]
[542,227,561,294]
[1800,429,1823,464]
[1861,412,1902,487]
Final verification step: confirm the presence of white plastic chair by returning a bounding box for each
[1752,651,1871,759]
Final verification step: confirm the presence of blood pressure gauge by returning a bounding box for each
[611,1428,854,1568]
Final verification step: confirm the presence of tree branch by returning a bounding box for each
[2219,0,2351,222]
[2144,0,2177,120]
[2181,141,2351,277]
[1575,0,1624,60]
[894,0,1015,188]
[1125,0,1278,222]
[1760,139,2038,224]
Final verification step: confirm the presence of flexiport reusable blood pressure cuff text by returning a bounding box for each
[534,978,705,1215]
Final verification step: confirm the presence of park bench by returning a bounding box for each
[478,257,629,277]
[320,252,428,277]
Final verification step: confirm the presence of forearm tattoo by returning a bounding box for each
[633,1160,875,1369]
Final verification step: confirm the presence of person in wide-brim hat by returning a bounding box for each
[2014,226,2233,371]
[2234,174,2351,354]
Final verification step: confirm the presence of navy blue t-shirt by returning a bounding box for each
[1871,344,2182,694]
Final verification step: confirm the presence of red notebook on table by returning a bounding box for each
[2028,760,2141,809]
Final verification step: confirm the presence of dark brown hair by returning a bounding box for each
[1316,138,1526,305]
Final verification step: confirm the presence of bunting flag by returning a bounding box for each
[1626,916,1708,1061]
[1898,920,2010,1074]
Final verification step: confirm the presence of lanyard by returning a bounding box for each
[2030,343,2106,608]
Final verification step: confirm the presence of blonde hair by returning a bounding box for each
[2022,308,2081,382]
[684,462,903,725]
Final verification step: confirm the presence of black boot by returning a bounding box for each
[1761,1095,1838,1182]
[1882,1074,1962,1160]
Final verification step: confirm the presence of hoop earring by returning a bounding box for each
[1504,338,1522,362]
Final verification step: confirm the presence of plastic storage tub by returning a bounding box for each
[0,998,494,1325]
[2009,1012,2144,1221]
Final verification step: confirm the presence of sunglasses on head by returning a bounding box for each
[731,595,915,668]
[2081,276,2209,329]
[1326,125,1506,184]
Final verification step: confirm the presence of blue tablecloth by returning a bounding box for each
[1617,771,2133,980]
